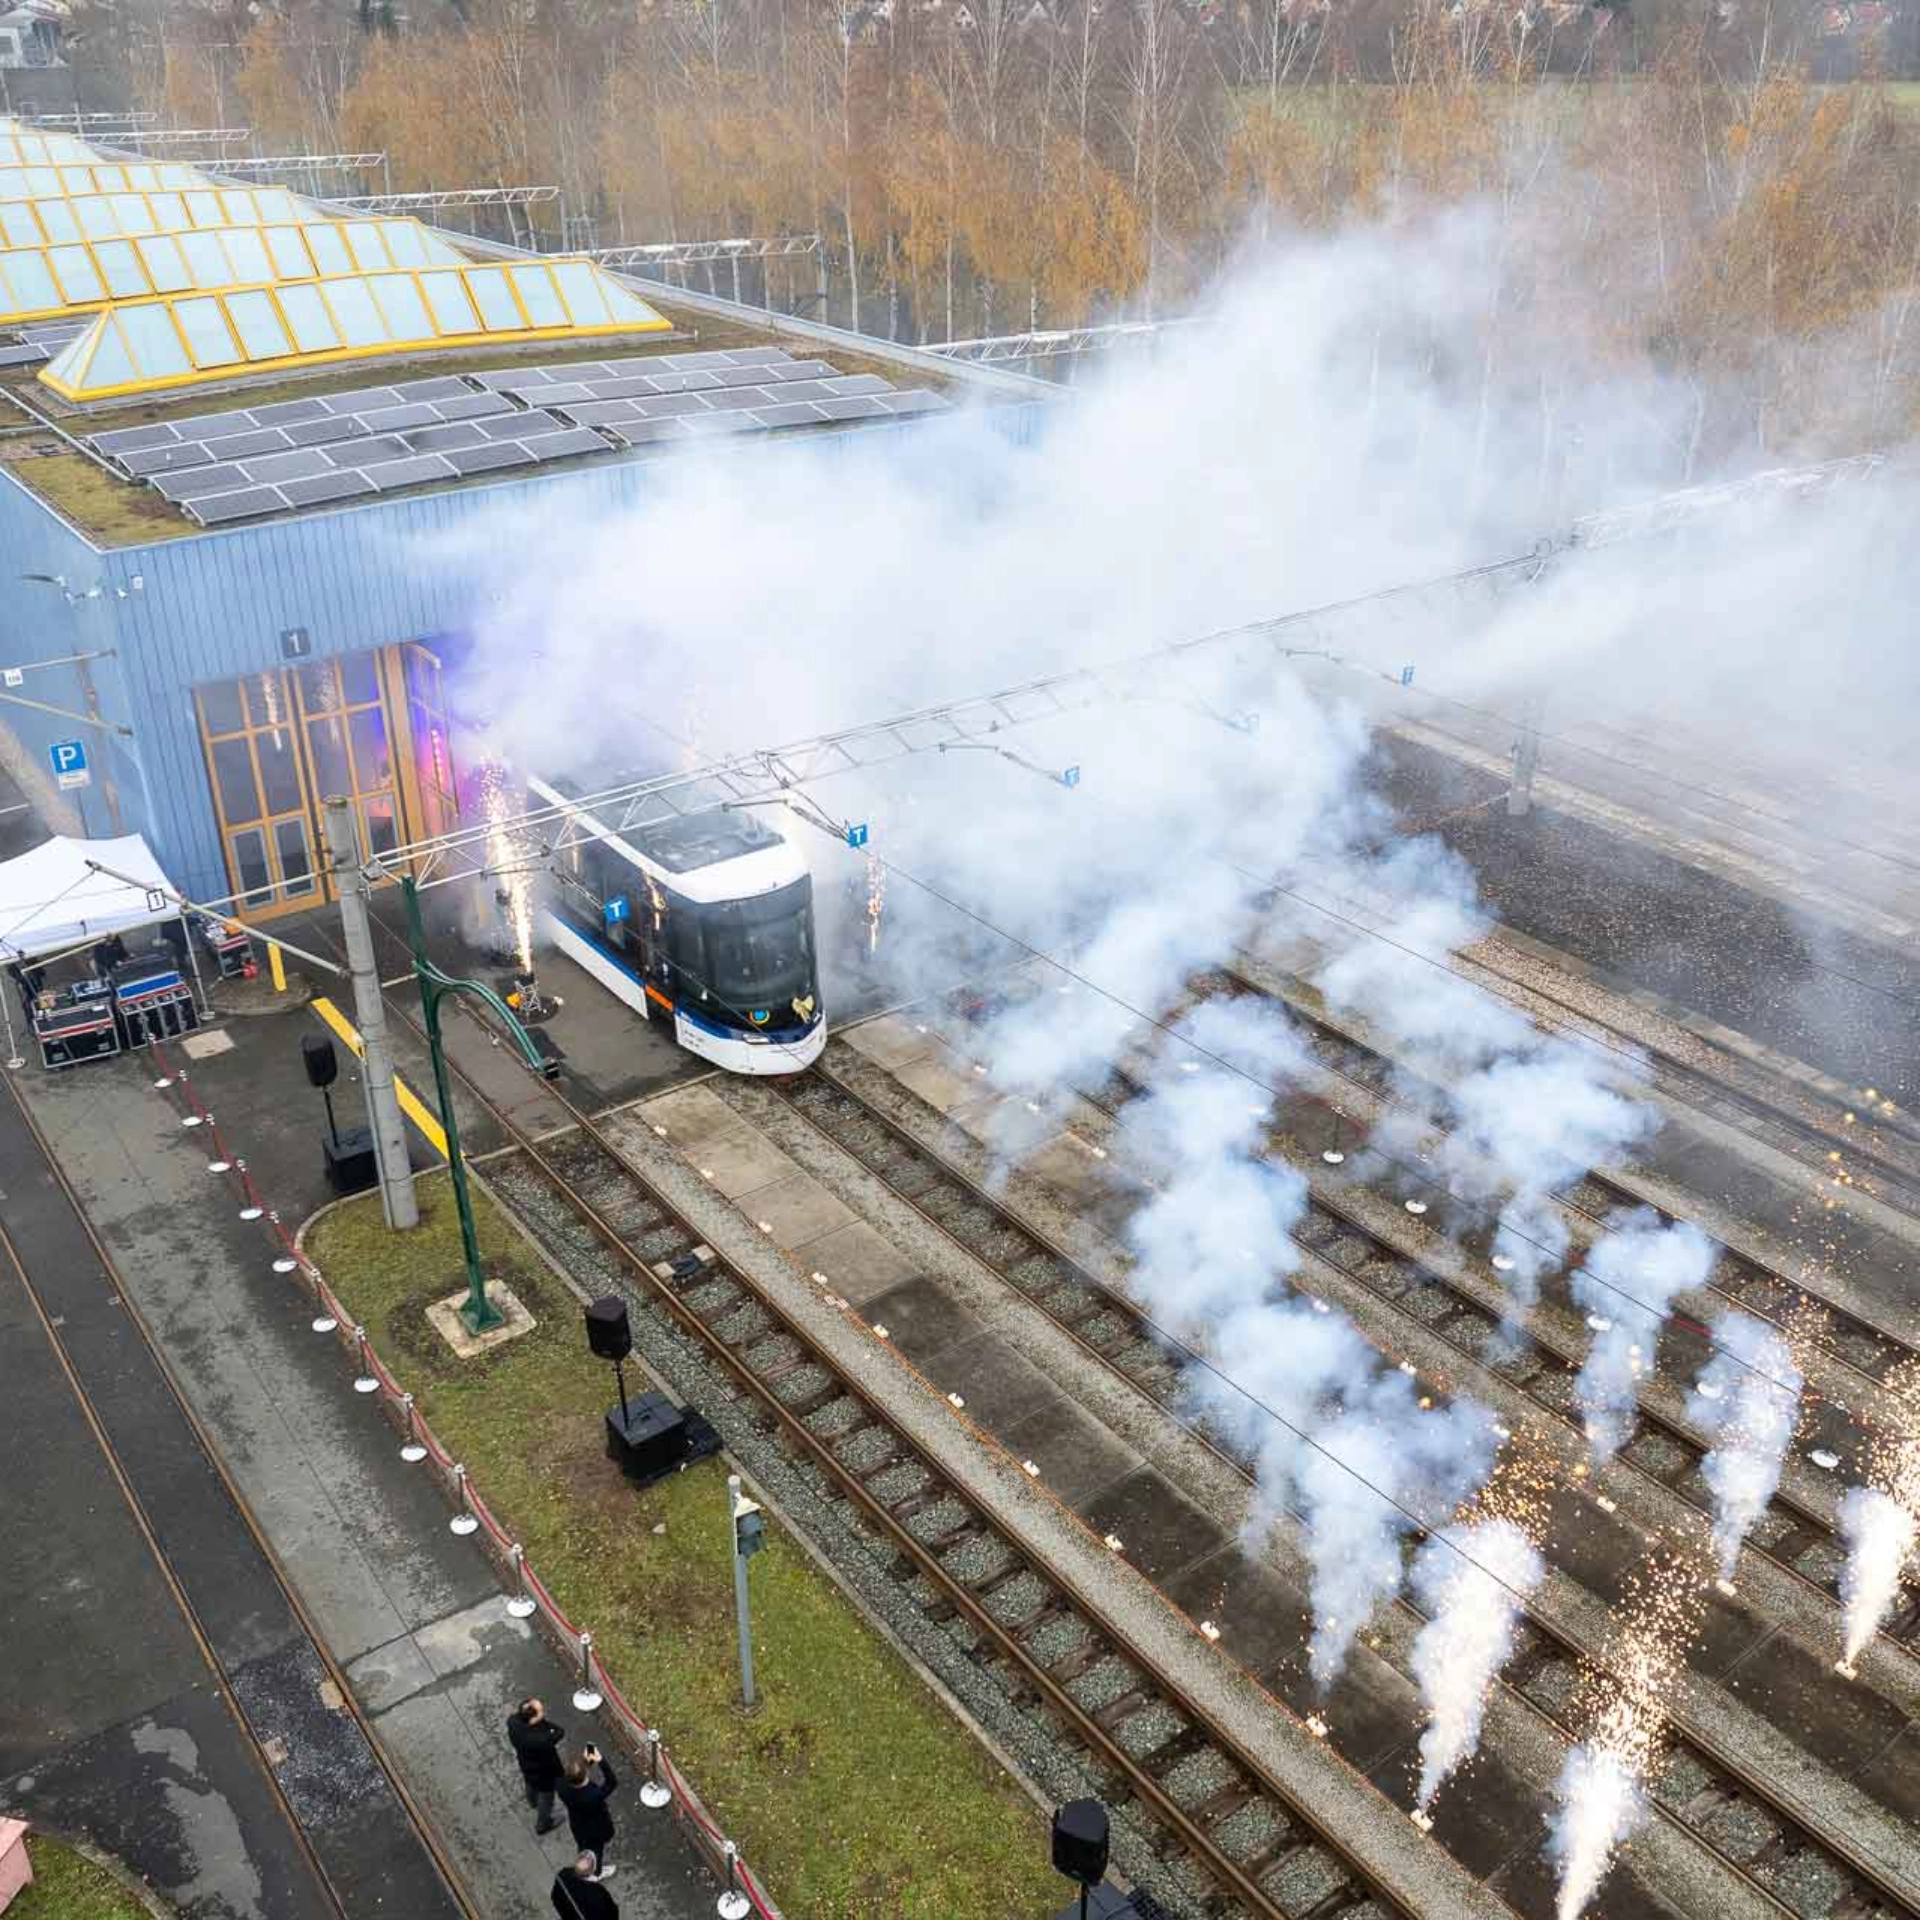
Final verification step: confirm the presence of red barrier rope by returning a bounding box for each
[142,1039,783,1917]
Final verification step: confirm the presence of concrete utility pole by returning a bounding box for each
[1507,692,1545,818]
[323,795,419,1230]
[727,1474,766,1711]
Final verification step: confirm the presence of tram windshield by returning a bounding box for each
[701,878,816,1016]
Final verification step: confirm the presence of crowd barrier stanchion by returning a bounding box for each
[448,1463,479,1535]
[505,1545,538,1619]
[640,1729,671,1810]
[352,1326,380,1395]
[572,1631,603,1713]
[398,1392,428,1462]
[717,1841,750,1920]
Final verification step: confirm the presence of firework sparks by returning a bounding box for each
[1408,1430,1556,1814]
[1686,1311,1803,1583]
[1837,1359,1920,1669]
[477,761,534,972]
[1549,1542,1709,1920]
[865,848,885,955]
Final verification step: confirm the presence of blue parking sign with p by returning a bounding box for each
[49,739,89,789]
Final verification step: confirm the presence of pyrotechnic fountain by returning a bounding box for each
[476,761,551,1017]
[1836,1358,1920,1675]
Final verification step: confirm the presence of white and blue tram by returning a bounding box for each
[530,772,826,1076]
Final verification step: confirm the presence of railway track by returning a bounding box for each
[331,918,1425,1920]
[767,1043,1920,1920]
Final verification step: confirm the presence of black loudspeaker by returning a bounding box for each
[585,1297,633,1362]
[302,1034,339,1089]
[1052,1800,1110,1887]
[322,1125,378,1196]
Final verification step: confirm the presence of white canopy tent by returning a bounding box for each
[0,832,181,962]
[0,833,211,1068]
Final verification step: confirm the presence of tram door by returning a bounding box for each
[194,642,459,918]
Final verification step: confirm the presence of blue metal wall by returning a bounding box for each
[0,402,1049,902]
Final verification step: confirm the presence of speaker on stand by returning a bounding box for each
[1051,1800,1112,1920]
[586,1297,697,1483]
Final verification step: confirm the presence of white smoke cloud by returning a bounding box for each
[1548,1741,1649,1920]
[1686,1312,1804,1584]
[1569,1211,1717,1465]
[1838,1485,1919,1669]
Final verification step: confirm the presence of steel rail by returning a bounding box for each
[789,1030,1920,1917]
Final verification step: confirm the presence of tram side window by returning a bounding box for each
[667,900,707,1001]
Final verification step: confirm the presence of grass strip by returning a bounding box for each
[306,1174,1063,1920]
[11,1836,158,1919]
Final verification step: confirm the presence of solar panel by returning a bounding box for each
[187,487,287,526]
[337,436,415,468]
[711,365,776,388]
[430,392,514,423]
[120,443,212,478]
[367,454,456,491]
[476,410,570,441]
[760,380,835,404]
[823,375,891,396]
[318,387,404,415]
[283,416,368,449]
[532,383,596,406]
[406,422,488,453]
[767,360,837,381]
[93,422,178,455]
[472,368,544,391]
[632,393,710,419]
[560,400,641,426]
[278,471,377,508]
[202,428,293,462]
[357,403,439,435]
[252,397,332,428]
[696,387,775,414]
[154,463,251,501]
[391,375,473,405]
[580,376,658,400]
[243,448,336,484]
[171,409,262,442]
[723,346,794,366]
[0,342,48,368]
[441,442,539,476]
[750,402,828,427]
[525,428,610,461]
[816,395,889,421]
[644,369,724,395]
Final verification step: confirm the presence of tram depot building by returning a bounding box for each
[0,118,1038,917]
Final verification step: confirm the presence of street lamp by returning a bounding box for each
[399,873,556,1335]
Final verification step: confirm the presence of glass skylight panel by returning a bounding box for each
[226,289,292,359]
[120,304,190,376]
[224,229,272,284]
[56,165,90,192]
[264,226,310,278]
[179,230,229,286]
[43,328,84,386]
[277,282,340,353]
[322,274,385,347]
[418,270,478,335]
[181,192,220,228]
[47,244,102,303]
[306,224,350,276]
[368,271,431,341]
[0,205,36,247]
[148,192,186,230]
[257,190,298,221]
[602,279,657,322]
[174,294,240,367]
[466,268,524,331]
[1,251,59,312]
[342,221,385,270]
[552,261,610,326]
[136,233,190,292]
[94,239,145,298]
[508,264,566,327]
[73,198,115,240]
[386,224,430,269]
[108,193,155,234]
[36,199,78,242]
[84,318,138,390]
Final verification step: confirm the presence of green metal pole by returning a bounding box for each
[403,876,503,1335]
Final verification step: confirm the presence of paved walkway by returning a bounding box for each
[14,1001,720,1920]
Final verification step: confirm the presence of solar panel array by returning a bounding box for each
[77,344,952,526]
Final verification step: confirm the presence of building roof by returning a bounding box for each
[0,114,1037,541]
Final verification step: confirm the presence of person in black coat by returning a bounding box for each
[551,1853,619,1920]
[557,1744,619,1880]
[506,1697,566,1834]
